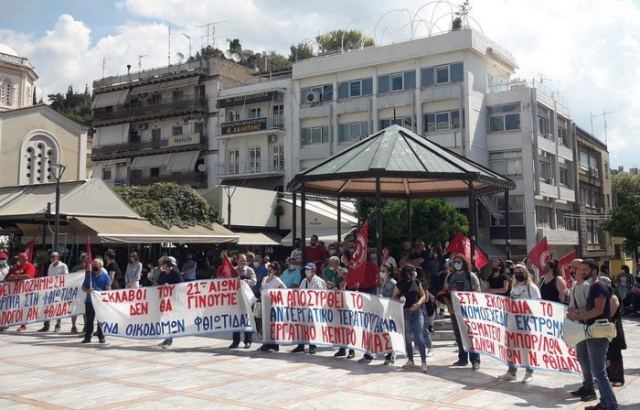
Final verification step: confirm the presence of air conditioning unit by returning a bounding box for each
[545,177,555,185]
[268,134,278,144]
[304,90,321,104]
[589,169,599,177]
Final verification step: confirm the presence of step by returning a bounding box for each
[433,318,453,331]
[430,330,455,341]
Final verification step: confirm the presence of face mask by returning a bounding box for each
[379,271,387,280]
[238,262,246,268]
[329,250,336,256]
[305,270,313,278]
[289,265,298,271]
[253,261,259,268]
[453,262,463,271]
[515,273,526,282]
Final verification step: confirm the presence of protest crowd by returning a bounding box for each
[0,231,635,410]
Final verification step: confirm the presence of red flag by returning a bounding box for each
[474,246,489,270]
[221,252,235,278]
[26,240,35,263]
[348,220,368,285]
[527,237,552,272]
[446,233,488,269]
[558,250,577,288]
[85,235,93,267]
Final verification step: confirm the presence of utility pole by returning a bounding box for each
[138,55,147,78]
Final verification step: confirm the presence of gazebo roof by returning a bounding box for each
[287,125,515,198]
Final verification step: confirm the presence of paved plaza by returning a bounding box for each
[1,318,638,410]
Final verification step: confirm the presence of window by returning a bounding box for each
[249,108,261,119]
[338,121,369,143]
[380,116,413,130]
[559,166,569,186]
[248,147,261,172]
[424,110,463,132]
[350,81,361,97]
[378,75,389,94]
[587,219,600,245]
[536,206,553,229]
[337,78,373,99]
[378,71,415,94]
[272,105,284,127]
[172,126,183,136]
[540,160,555,182]
[589,155,599,176]
[129,132,141,144]
[538,116,548,136]
[228,149,239,174]
[102,168,112,180]
[1,80,12,106]
[557,126,568,146]
[557,210,576,230]
[152,128,161,141]
[150,167,160,177]
[194,122,204,135]
[579,150,589,170]
[391,74,404,91]
[421,62,463,87]
[488,103,521,132]
[489,151,522,176]
[491,195,524,226]
[272,144,284,172]
[227,110,240,122]
[301,126,329,145]
[172,90,183,101]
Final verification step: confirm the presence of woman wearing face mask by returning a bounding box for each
[0,252,10,281]
[157,259,183,348]
[540,260,568,303]
[487,259,510,296]
[393,264,428,373]
[258,262,286,352]
[378,263,397,365]
[499,264,541,383]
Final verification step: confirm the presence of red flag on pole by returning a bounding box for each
[558,250,577,288]
[26,240,35,263]
[221,252,235,278]
[348,220,369,286]
[85,235,93,267]
[446,233,489,269]
[527,237,552,272]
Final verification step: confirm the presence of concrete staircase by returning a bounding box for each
[430,314,456,342]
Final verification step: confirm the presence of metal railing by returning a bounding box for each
[129,171,207,188]
[219,115,285,135]
[93,96,208,121]
[91,134,207,160]
[216,160,285,176]
[93,60,208,89]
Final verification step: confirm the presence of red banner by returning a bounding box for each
[221,252,235,278]
[348,220,369,286]
[558,250,577,288]
[85,235,93,267]
[527,237,551,272]
[446,233,488,269]
[26,240,35,263]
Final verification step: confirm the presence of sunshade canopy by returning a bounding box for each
[287,125,515,198]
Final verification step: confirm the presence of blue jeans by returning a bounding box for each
[404,308,426,362]
[421,305,433,349]
[586,338,618,409]
[576,340,594,391]
[508,364,533,375]
[450,313,480,364]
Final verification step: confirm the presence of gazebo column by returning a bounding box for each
[301,186,306,266]
[337,195,342,246]
[375,176,382,266]
[504,188,512,260]
[468,180,478,269]
[292,190,297,248]
[406,198,412,244]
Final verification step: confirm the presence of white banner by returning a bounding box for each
[0,271,86,326]
[261,289,406,356]
[451,291,581,375]
[90,278,255,338]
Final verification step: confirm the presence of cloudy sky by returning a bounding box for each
[1,0,638,167]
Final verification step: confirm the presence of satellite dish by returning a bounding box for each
[197,163,207,172]
[176,52,185,63]
[223,51,232,60]
[231,53,241,63]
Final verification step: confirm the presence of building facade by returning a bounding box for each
[0,44,37,112]
[90,58,257,190]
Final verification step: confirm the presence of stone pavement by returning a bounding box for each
[1,318,639,410]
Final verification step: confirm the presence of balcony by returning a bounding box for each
[216,160,285,177]
[93,60,208,91]
[219,116,284,137]
[129,171,207,189]
[93,96,208,126]
[91,133,207,161]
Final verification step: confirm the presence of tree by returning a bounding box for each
[356,198,468,255]
[228,38,242,53]
[47,85,92,126]
[315,30,374,53]
[288,42,314,62]
[602,197,640,265]
[611,172,640,206]
[114,183,219,229]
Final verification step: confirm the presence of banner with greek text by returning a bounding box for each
[451,291,581,374]
[90,278,255,338]
[261,289,406,356]
[0,272,85,326]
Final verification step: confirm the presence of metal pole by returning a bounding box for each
[375,176,382,266]
[468,180,477,269]
[301,186,307,266]
[292,190,297,248]
[504,189,512,260]
[337,195,342,245]
[54,177,61,252]
[406,198,412,243]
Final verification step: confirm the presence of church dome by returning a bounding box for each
[0,43,19,57]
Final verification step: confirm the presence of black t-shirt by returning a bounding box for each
[396,279,421,308]
[157,268,182,285]
[585,281,611,325]
[488,273,510,296]
[106,261,122,279]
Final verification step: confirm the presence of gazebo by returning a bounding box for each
[286,125,516,265]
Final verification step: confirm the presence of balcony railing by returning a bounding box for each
[93,60,208,90]
[93,96,208,123]
[91,133,207,161]
[129,171,207,189]
[219,116,284,136]
[216,160,285,176]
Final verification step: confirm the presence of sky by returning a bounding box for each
[0,0,638,168]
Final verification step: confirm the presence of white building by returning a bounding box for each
[0,44,37,111]
[212,28,583,257]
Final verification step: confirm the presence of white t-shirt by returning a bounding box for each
[510,283,541,300]
[48,262,69,276]
[383,256,397,269]
[0,265,9,281]
[569,281,590,309]
[299,275,327,290]
[261,275,285,290]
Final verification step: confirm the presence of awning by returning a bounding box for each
[91,89,130,109]
[130,77,199,95]
[281,227,355,246]
[75,216,238,244]
[131,154,172,169]
[167,151,200,173]
[235,231,282,246]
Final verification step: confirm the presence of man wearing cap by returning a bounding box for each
[291,263,326,354]
[38,252,69,333]
[0,252,10,281]
[229,253,257,349]
[6,253,36,331]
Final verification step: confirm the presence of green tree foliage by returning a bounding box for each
[611,172,640,206]
[315,30,374,53]
[288,42,314,62]
[228,38,242,53]
[356,198,468,254]
[602,197,640,261]
[115,183,219,229]
[47,85,92,126]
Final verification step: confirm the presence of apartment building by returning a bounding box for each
[90,58,257,190]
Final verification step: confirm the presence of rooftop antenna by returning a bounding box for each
[138,55,147,77]
[182,33,192,58]
[102,57,106,78]
[168,26,171,66]
[198,20,229,49]
[591,109,625,144]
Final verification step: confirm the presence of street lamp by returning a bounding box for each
[50,163,66,253]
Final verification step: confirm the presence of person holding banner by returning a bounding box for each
[291,263,326,354]
[393,264,428,373]
[6,252,36,331]
[445,254,482,370]
[258,262,286,352]
[499,264,540,384]
[157,258,183,348]
[38,252,69,333]
[379,263,397,365]
[0,251,9,281]
[487,259,510,297]
[230,253,256,349]
[81,258,111,344]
